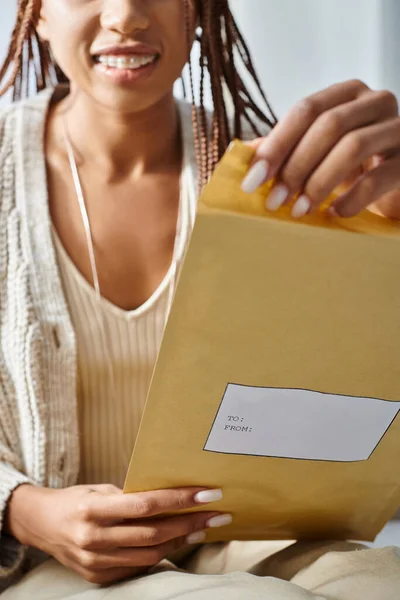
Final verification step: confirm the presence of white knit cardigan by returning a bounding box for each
[0,89,199,590]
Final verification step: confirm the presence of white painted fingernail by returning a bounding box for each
[291,195,311,219]
[186,531,206,544]
[194,489,223,504]
[206,514,233,528]
[266,184,289,211]
[241,160,270,194]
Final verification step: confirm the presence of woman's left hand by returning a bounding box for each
[242,79,400,220]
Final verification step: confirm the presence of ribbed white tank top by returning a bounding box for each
[52,165,195,488]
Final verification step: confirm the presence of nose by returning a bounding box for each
[101,0,150,36]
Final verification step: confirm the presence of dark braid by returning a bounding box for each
[1,0,37,99]
[0,0,67,100]
[0,0,277,187]
[183,0,277,188]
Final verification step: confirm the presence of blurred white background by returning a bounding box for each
[233,0,400,115]
[1,0,400,113]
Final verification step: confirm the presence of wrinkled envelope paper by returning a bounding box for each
[124,141,400,542]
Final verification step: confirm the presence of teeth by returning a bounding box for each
[97,55,156,69]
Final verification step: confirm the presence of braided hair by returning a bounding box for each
[0,0,277,188]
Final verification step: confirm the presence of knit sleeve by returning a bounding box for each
[0,104,34,591]
[0,381,33,586]
[0,464,32,588]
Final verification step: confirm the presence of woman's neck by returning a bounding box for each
[55,88,182,177]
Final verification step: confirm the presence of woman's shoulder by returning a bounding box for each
[0,90,52,162]
[0,102,20,209]
[0,101,18,157]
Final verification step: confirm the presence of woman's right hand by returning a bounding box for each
[6,483,229,585]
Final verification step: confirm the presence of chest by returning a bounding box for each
[48,166,182,311]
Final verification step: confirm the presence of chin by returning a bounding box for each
[85,84,172,115]
[81,68,177,115]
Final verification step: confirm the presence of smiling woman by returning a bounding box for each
[0,0,276,188]
[0,0,399,599]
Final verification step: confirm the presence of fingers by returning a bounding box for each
[65,485,232,586]
[97,511,224,549]
[241,79,400,219]
[242,80,370,191]
[279,92,398,200]
[75,564,141,586]
[73,510,233,582]
[77,535,186,573]
[301,118,400,212]
[87,487,223,522]
[330,156,400,217]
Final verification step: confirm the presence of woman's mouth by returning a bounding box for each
[92,53,159,85]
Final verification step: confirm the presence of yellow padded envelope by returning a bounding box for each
[124,141,400,543]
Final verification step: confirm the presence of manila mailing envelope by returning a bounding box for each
[124,141,400,543]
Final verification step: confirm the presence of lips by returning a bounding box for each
[91,43,160,72]
[92,42,159,56]
[90,42,160,86]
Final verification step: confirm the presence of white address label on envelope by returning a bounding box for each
[204,384,400,462]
